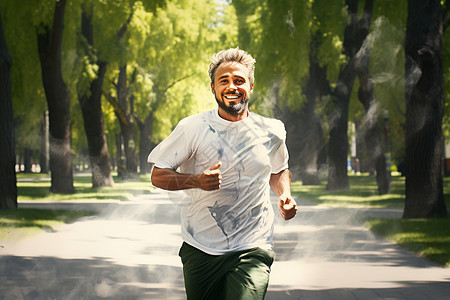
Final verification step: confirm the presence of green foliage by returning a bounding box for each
[17,173,152,202]
[1,1,47,151]
[256,0,312,110]
[366,218,450,267]
[312,0,347,83]
[0,208,94,240]
[369,6,407,165]
[291,175,408,207]
[232,0,351,116]
[119,0,220,142]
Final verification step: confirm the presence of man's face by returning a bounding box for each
[211,61,253,119]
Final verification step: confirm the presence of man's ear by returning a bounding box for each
[210,82,215,94]
[250,83,254,94]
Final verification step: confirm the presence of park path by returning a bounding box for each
[1,189,450,300]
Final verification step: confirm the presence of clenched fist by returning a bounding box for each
[197,162,222,191]
[278,195,297,220]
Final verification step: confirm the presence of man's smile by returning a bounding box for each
[224,92,242,101]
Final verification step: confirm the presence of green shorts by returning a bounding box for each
[179,242,274,300]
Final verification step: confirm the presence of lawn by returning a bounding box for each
[17,172,153,202]
[3,173,450,267]
[291,175,408,207]
[1,172,153,240]
[366,218,450,267]
[0,208,93,240]
[291,175,450,267]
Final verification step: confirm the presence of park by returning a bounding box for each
[1,0,450,299]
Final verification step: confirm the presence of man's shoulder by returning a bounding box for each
[178,110,215,127]
[249,112,285,132]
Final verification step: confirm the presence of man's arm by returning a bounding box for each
[270,169,297,221]
[151,163,222,191]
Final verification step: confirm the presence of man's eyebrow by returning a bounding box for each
[218,74,245,80]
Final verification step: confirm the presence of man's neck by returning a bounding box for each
[217,107,249,122]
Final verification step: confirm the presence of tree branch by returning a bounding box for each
[103,93,129,125]
[162,74,193,95]
[116,11,134,40]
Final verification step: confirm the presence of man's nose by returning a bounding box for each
[227,81,237,90]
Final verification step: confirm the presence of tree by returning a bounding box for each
[77,4,114,187]
[104,63,139,178]
[0,10,17,209]
[99,0,165,178]
[110,0,219,175]
[233,0,326,184]
[1,2,49,177]
[403,0,447,218]
[326,0,374,191]
[355,17,391,195]
[37,0,74,193]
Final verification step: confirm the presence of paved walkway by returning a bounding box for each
[1,190,449,299]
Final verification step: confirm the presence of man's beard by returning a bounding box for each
[215,94,249,116]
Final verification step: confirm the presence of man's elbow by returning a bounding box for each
[150,167,165,189]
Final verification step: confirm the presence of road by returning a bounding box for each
[1,189,449,299]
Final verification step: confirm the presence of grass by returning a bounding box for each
[6,172,450,267]
[17,172,153,202]
[366,218,450,267]
[1,172,153,240]
[291,174,450,267]
[0,208,94,240]
[291,175,408,207]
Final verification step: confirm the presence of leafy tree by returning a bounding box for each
[76,3,114,187]
[324,0,374,191]
[403,0,447,218]
[232,0,377,190]
[0,1,48,175]
[131,0,220,173]
[98,0,166,178]
[368,8,406,173]
[233,0,327,184]
[354,11,392,194]
[0,10,17,209]
[37,0,74,193]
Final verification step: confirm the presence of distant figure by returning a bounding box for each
[148,48,297,299]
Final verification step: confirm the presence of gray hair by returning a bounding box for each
[208,48,256,86]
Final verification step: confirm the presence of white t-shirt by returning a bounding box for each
[148,109,289,255]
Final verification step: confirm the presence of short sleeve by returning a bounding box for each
[270,121,289,173]
[147,121,191,170]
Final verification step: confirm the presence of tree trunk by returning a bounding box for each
[356,36,391,194]
[403,0,447,218]
[326,0,374,191]
[115,134,126,178]
[116,65,138,177]
[39,111,49,174]
[37,0,74,193]
[79,6,114,188]
[137,113,155,175]
[23,148,32,173]
[0,10,17,209]
[282,50,326,185]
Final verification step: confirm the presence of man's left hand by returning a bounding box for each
[278,195,297,221]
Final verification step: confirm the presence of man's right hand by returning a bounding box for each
[197,162,222,191]
[150,163,222,191]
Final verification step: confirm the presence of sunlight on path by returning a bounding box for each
[1,191,450,299]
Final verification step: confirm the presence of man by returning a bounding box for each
[148,48,297,299]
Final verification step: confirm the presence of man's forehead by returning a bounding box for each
[215,61,250,78]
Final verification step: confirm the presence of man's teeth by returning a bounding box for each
[225,95,239,99]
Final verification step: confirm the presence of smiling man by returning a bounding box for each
[148,48,297,299]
